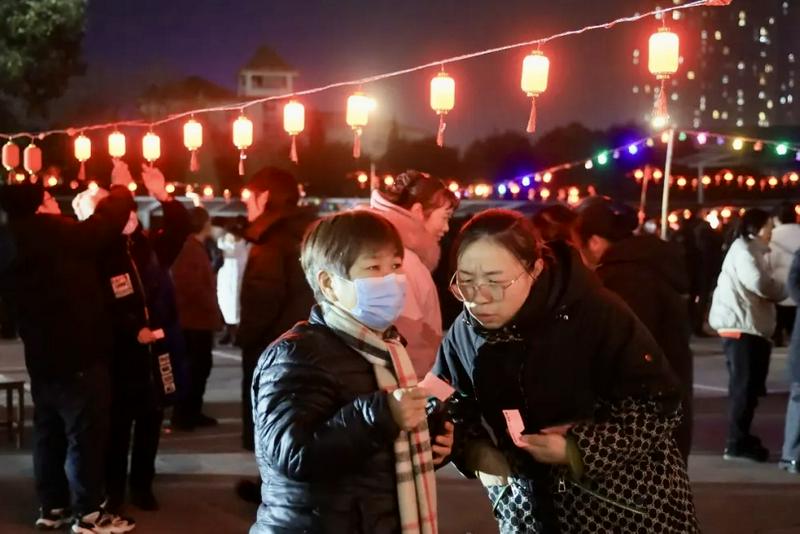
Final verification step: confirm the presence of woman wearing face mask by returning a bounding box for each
[709,208,787,463]
[370,170,458,378]
[434,209,698,533]
[84,172,191,513]
[250,210,453,534]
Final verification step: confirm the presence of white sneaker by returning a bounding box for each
[35,508,71,530]
[72,511,136,533]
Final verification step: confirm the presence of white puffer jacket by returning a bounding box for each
[709,237,787,339]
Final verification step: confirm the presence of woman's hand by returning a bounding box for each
[517,433,568,465]
[432,421,454,466]
[137,327,158,345]
[387,387,429,431]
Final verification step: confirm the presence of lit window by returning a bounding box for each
[760,27,768,36]
[738,61,745,70]
[765,64,774,73]
[788,95,794,104]
[760,77,767,86]
[737,98,745,106]
[789,53,796,63]
[738,10,746,18]
[644,85,652,94]
[715,31,722,41]
[633,58,640,65]
[633,86,640,94]
[759,91,765,99]
[693,118,701,128]
[712,110,720,119]
[769,17,775,25]
[739,19,746,28]
[722,111,729,120]
[701,30,708,40]
[736,118,744,127]
[768,100,774,109]
[760,36,770,44]
[687,71,696,80]
[672,93,679,101]
[780,96,787,105]
[723,46,730,56]
[722,75,729,84]
[759,112,767,120]
[672,11,681,20]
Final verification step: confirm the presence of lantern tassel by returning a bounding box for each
[353,129,362,159]
[290,136,299,164]
[78,161,86,181]
[190,150,200,173]
[436,114,447,148]
[654,80,669,121]
[526,97,537,134]
[239,150,246,176]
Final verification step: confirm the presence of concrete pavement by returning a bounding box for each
[1,338,800,533]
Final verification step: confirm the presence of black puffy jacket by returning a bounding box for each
[250,306,402,534]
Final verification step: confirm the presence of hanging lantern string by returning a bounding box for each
[681,129,800,151]
[0,0,712,141]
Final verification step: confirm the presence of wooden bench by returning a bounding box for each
[0,379,25,448]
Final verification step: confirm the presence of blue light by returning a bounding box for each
[522,176,531,187]
[628,144,639,155]
[497,184,507,195]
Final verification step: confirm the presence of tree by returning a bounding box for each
[0,0,87,119]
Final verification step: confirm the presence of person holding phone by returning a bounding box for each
[434,209,698,533]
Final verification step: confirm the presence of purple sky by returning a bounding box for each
[69,0,668,147]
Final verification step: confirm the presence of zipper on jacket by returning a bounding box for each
[566,478,646,516]
[557,476,566,494]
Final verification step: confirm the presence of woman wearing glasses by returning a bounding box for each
[434,209,698,533]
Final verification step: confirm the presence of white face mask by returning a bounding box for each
[122,211,139,235]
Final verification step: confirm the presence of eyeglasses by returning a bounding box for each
[449,270,530,303]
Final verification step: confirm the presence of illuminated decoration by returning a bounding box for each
[648,27,680,128]
[753,141,764,152]
[283,100,305,163]
[430,70,456,147]
[88,181,99,192]
[74,134,91,181]
[634,169,645,180]
[384,175,395,187]
[585,160,594,170]
[346,91,371,159]
[732,138,745,150]
[540,188,551,201]
[521,50,549,133]
[676,177,687,188]
[791,173,800,183]
[646,138,655,147]
[597,152,609,166]
[233,114,254,176]
[702,175,712,186]
[776,143,789,156]
[357,173,369,186]
[183,119,203,172]
[24,143,42,178]
[46,176,58,188]
[497,183,508,196]
[661,131,671,143]
[567,187,580,205]
[203,185,214,198]
[678,132,688,142]
[508,182,521,196]
[142,132,161,164]
[108,131,126,159]
[69,180,79,190]
[653,169,664,180]
[128,182,137,193]
[2,141,20,182]
[768,176,779,188]
[628,144,639,155]
[448,181,459,193]
[522,176,531,187]
[241,188,252,201]
[724,171,734,182]
[543,172,553,183]
[746,177,756,188]
[165,183,176,194]
[696,132,708,145]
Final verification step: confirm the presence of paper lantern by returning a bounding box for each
[283,101,305,164]
[142,132,161,164]
[74,134,91,181]
[24,143,42,177]
[233,115,254,176]
[183,119,203,172]
[108,131,126,159]
[648,28,680,128]
[203,185,214,198]
[2,141,20,183]
[431,71,455,147]
[346,92,371,159]
[521,51,550,133]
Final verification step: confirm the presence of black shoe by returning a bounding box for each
[194,414,218,428]
[130,488,159,511]
[170,416,196,432]
[724,441,770,463]
[71,510,135,533]
[779,459,800,474]
[35,507,71,530]
[235,479,261,504]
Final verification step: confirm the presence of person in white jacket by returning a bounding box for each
[217,218,250,345]
[370,171,458,378]
[710,208,787,462]
[768,202,800,346]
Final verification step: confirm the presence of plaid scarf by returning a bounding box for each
[321,302,438,534]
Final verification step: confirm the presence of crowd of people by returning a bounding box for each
[1,162,799,533]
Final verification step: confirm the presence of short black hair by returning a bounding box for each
[738,208,771,241]
[775,202,798,225]
[573,197,638,244]
[188,206,210,234]
[247,166,299,209]
[301,210,404,302]
[454,209,543,270]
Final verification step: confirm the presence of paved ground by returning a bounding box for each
[1,337,800,533]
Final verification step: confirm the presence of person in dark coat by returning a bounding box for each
[573,198,694,463]
[780,249,800,473]
[82,174,190,512]
[0,182,136,532]
[171,206,223,430]
[435,209,698,534]
[250,210,453,534]
[236,167,318,452]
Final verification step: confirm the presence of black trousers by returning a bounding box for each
[724,334,772,446]
[105,386,163,505]
[30,362,111,515]
[174,329,213,423]
[775,305,797,345]
[241,347,259,452]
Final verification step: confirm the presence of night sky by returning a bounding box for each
[63,0,669,147]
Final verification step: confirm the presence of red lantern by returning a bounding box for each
[233,115,254,176]
[648,28,680,128]
[24,143,42,179]
[431,70,455,147]
[74,134,91,181]
[283,101,305,164]
[346,92,372,159]
[521,50,550,133]
[184,119,203,172]
[2,141,20,183]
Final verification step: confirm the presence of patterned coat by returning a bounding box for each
[434,242,700,533]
